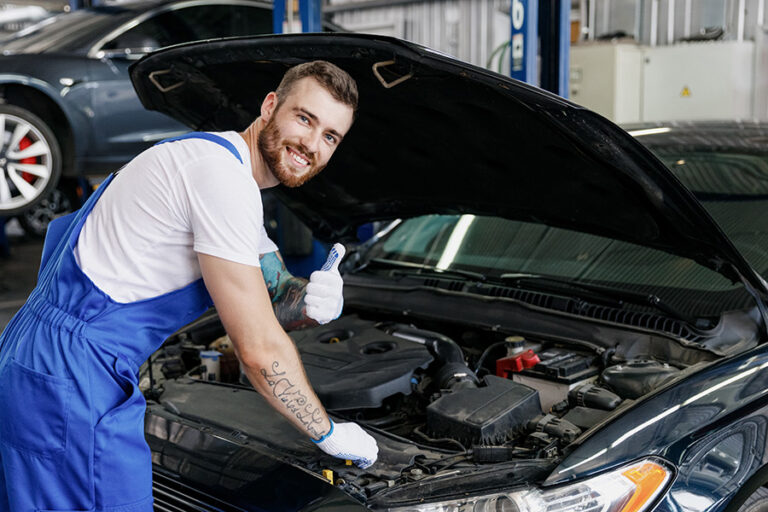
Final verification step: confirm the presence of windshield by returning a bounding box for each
[657,151,768,282]
[0,7,132,53]
[362,214,752,318]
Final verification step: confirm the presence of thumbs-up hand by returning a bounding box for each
[305,244,345,325]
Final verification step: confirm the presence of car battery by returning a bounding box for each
[511,347,599,412]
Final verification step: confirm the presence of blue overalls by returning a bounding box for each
[0,133,242,511]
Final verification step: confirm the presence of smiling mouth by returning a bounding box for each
[286,147,310,168]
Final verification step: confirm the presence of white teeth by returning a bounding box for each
[289,149,308,166]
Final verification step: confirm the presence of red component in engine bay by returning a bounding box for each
[496,349,541,377]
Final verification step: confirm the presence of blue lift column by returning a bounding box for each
[510,0,570,98]
[273,0,322,34]
[299,0,323,33]
[510,0,538,85]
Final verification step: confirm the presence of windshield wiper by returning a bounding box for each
[499,273,709,329]
[357,258,487,282]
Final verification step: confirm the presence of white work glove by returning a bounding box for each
[305,243,345,325]
[313,419,379,469]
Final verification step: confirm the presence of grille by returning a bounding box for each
[153,471,246,512]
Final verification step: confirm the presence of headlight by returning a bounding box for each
[388,459,672,512]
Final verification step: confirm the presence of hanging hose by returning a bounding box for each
[485,39,511,73]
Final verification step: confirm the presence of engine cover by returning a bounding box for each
[291,316,434,410]
[427,376,542,445]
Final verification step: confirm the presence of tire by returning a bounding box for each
[0,104,62,216]
[16,178,78,238]
[739,486,768,512]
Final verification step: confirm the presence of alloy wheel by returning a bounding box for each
[0,111,55,214]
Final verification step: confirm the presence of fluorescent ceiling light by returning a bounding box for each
[627,127,672,137]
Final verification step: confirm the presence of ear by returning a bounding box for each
[260,92,278,121]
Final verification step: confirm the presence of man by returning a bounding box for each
[0,61,377,512]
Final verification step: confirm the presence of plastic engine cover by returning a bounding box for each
[290,316,434,410]
[427,376,542,445]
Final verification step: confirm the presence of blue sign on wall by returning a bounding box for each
[510,0,539,85]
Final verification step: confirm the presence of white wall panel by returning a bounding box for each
[329,0,511,74]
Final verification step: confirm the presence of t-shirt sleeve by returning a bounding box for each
[179,155,265,267]
[259,225,279,254]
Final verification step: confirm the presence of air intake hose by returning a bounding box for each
[388,325,479,389]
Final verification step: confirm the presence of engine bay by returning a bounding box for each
[145,308,702,499]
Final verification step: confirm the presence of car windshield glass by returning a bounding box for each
[654,150,768,282]
[0,8,128,53]
[361,214,753,318]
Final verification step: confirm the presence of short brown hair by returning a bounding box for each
[275,60,358,113]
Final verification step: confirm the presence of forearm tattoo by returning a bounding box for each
[260,361,328,439]
[259,252,316,330]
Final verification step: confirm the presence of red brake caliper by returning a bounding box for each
[18,136,37,183]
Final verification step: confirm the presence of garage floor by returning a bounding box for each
[0,235,43,330]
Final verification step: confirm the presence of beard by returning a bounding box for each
[257,115,325,188]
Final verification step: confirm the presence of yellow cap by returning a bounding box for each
[346,459,353,466]
[322,469,334,484]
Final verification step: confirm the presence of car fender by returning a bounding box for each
[0,72,92,158]
[546,341,768,491]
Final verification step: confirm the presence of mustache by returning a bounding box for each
[288,143,315,164]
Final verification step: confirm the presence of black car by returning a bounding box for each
[0,0,275,231]
[130,35,768,511]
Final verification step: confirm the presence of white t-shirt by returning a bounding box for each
[74,131,278,303]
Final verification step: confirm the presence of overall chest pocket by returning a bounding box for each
[0,359,74,457]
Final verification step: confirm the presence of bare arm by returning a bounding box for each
[259,251,318,331]
[198,253,331,439]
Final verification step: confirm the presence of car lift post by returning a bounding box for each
[273,0,322,34]
[510,0,570,98]
[510,0,539,86]
[539,0,571,98]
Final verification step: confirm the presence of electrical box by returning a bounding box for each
[642,41,754,122]
[570,40,759,123]
[570,43,643,124]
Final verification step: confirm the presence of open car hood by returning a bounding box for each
[129,33,768,297]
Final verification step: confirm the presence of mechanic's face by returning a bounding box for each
[258,77,354,188]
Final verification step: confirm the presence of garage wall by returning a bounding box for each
[327,0,512,74]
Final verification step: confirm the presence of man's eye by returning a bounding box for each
[299,115,309,123]
[324,134,337,144]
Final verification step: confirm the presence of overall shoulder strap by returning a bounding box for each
[154,132,244,164]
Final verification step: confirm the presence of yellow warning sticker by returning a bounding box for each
[681,86,691,97]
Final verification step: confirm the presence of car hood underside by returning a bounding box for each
[129,33,768,298]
